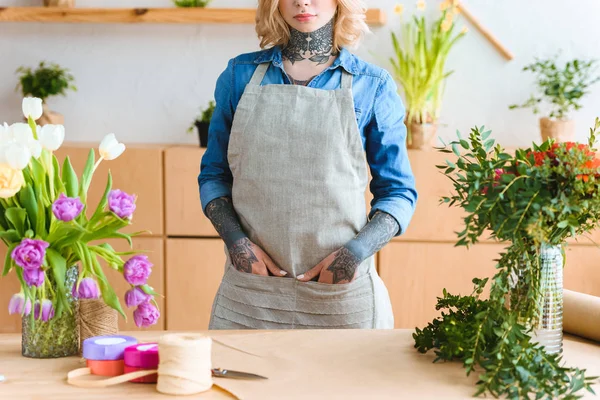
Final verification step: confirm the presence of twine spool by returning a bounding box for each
[79,299,119,354]
[157,334,213,395]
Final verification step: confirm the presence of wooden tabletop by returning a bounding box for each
[1,330,599,400]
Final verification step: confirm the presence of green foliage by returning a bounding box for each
[187,100,216,133]
[15,61,77,102]
[509,56,600,120]
[414,120,600,398]
[172,0,210,7]
[389,6,465,127]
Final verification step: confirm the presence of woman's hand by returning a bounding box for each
[229,237,287,277]
[296,246,360,284]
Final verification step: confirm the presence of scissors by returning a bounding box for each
[211,368,268,380]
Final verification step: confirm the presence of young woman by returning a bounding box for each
[198,0,417,329]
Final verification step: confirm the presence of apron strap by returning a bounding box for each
[249,63,269,86]
[340,70,353,90]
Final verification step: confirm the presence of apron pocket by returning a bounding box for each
[294,273,375,328]
[214,265,296,329]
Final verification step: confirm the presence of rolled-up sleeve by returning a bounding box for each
[365,70,418,236]
[198,59,235,216]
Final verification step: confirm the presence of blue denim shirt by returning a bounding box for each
[198,46,417,236]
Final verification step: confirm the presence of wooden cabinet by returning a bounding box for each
[164,146,216,237]
[165,238,225,330]
[379,242,503,329]
[55,144,164,236]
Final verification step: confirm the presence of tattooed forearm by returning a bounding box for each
[229,237,258,273]
[345,211,400,262]
[327,247,360,284]
[205,197,247,248]
[282,17,337,65]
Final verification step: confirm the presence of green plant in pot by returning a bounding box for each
[509,55,599,143]
[414,119,600,398]
[172,0,211,7]
[389,0,466,150]
[15,61,77,126]
[187,100,215,148]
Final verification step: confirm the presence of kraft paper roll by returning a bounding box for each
[563,289,600,343]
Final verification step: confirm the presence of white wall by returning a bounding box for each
[1,0,600,147]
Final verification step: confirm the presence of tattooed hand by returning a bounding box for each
[229,237,287,277]
[206,197,287,277]
[296,211,400,284]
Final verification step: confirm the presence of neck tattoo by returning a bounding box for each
[282,17,337,65]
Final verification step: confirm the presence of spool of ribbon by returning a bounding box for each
[67,333,214,396]
[124,343,159,383]
[82,335,138,377]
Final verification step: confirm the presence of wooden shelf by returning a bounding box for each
[0,7,386,26]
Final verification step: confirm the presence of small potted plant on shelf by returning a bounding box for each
[187,100,215,148]
[172,0,211,7]
[2,97,161,359]
[389,0,466,150]
[509,55,599,143]
[16,61,77,126]
[43,0,75,7]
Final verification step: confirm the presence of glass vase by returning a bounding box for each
[21,265,80,358]
[511,243,563,354]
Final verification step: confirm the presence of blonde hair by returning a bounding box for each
[255,0,370,52]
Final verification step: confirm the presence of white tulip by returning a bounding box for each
[5,142,32,171]
[0,122,11,142]
[99,133,125,160]
[22,97,43,121]
[28,139,42,159]
[11,123,34,144]
[39,124,65,151]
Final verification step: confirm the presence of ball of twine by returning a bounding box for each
[79,298,119,354]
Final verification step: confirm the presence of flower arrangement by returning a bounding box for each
[389,0,466,147]
[413,119,600,398]
[2,97,161,340]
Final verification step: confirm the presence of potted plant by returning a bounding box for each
[510,56,599,143]
[2,97,161,358]
[15,61,77,126]
[172,0,211,7]
[414,120,600,398]
[389,0,466,149]
[187,100,215,148]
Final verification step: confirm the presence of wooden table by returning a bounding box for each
[1,330,599,399]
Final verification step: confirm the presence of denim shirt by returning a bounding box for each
[198,46,417,236]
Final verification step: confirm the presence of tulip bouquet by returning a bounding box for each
[2,97,160,356]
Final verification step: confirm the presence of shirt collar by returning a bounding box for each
[254,45,358,75]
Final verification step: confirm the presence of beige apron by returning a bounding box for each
[209,62,394,329]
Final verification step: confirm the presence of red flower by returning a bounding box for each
[577,174,590,182]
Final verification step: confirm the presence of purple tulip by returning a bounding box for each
[34,299,55,322]
[125,287,151,308]
[123,255,153,285]
[23,267,45,287]
[133,301,160,328]
[11,238,49,270]
[52,193,84,222]
[8,293,32,315]
[108,189,136,219]
[72,278,100,299]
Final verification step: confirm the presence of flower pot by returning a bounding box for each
[195,121,209,148]
[43,0,75,6]
[408,122,437,150]
[36,103,65,126]
[539,117,575,143]
[21,265,79,358]
[510,243,563,355]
